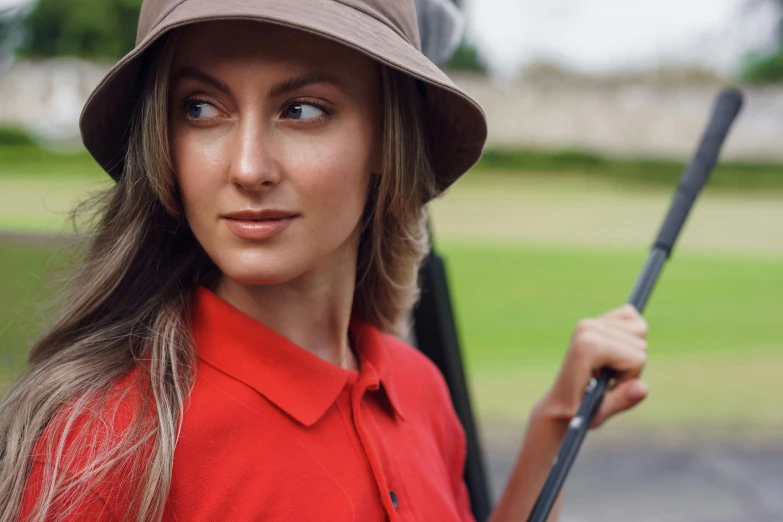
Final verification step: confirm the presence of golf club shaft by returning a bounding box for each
[526,88,744,522]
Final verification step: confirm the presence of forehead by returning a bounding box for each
[171,20,379,77]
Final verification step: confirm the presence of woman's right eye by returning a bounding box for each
[184,100,220,120]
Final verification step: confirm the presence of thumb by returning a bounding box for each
[591,379,648,429]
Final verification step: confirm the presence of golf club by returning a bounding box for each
[527,87,745,522]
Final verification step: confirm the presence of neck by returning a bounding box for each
[215,243,359,371]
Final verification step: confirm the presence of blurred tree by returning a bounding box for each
[0,9,9,43]
[742,0,783,82]
[743,49,783,82]
[0,20,9,52]
[0,7,25,67]
[446,41,486,73]
[19,0,142,60]
[444,0,486,73]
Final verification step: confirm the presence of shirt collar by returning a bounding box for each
[191,287,405,426]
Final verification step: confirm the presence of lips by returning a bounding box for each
[223,209,298,221]
[221,209,298,240]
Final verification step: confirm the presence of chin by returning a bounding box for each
[216,254,310,286]
[221,266,301,286]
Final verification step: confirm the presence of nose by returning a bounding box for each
[228,116,281,191]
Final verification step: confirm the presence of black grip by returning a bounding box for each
[653,88,744,254]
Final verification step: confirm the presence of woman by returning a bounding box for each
[0,1,649,521]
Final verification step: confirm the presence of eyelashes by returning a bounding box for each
[281,100,333,121]
[183,99,220,120]
[180,97,334,124]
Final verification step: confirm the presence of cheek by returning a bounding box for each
[170,125,230,223]
[292,136,372,235]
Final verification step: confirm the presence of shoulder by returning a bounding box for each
[380,332,463,433]
[23,365,155,520]
[382,332,452,399]
[32,365,152,460]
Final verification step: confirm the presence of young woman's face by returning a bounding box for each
[169,21,382,285]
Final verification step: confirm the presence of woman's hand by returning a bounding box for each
[491,305,648,521]
[489,304,649,522]
[537,304,649,428]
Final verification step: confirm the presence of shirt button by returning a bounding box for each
[389,489,399,509]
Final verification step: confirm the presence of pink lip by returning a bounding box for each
[221,210,298,240]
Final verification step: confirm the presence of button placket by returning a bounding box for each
[361,397,414,518]
[350,372,399,520]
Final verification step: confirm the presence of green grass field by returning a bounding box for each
[442,241,783,433]
[446,242,782,369]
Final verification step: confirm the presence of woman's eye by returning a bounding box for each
[284,103,325,121]
[184,101,220,120]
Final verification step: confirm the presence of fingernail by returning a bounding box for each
[629,381,649,399]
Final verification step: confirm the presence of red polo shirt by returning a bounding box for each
[22,287,475,521]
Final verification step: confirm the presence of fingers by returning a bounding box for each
[582,306,649,428]
[593,320,647,384]
[547,328,644,418]
[600,303,640,320]
[541,304,650,426]
[600,304,648,337]
[570,318,648,375]
[585,318,648,354]
[592,379,649,428]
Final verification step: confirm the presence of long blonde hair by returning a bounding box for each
[0,32,438,522]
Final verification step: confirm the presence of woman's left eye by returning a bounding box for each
[284,102,326,121]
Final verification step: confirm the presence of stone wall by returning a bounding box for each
[455,74,783,161]
[1,60,781,160]
[0,60,108,143]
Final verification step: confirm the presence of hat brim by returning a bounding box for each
[79,0,487,194]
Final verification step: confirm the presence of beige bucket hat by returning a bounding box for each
[79,0,488,194]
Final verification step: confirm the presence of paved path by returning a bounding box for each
[484,431,783,521]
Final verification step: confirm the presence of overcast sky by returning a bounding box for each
[1,0,780,78]
[0,0,23,10]
[464,0,779,77]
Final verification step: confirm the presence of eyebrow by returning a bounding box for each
[172,67,344,97]
[268,72,344,97]
[173,66,230,94]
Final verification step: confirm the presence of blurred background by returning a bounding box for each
[0,0,781,520]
